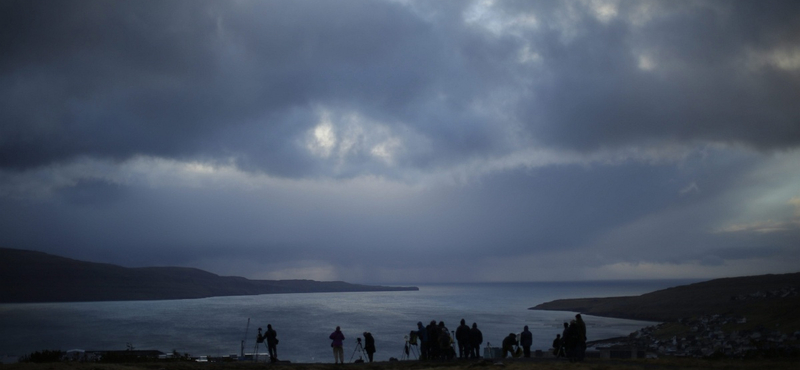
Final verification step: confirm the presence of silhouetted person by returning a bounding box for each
[427,320,439,360]
[563,320,578,362]
[265,324,278,362]
[363,332,376,362]
[501,333,517,358]
[437,321,453,360]
[330,326,345,364]
[520,325,532,358]
[416,321,429,360]
[575,314,587,361]
[456,319,470,358]
[469,323,483,358]
[552,334,564,357]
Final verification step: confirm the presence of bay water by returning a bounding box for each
[0,280,697,363]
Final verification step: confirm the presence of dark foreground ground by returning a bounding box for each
[4,358,800,370]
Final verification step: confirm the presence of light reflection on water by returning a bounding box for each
[0,280,696,362]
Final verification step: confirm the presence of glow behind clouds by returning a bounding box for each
[1,0,799,283]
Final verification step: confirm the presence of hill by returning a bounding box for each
[531,272,800,330]
[0,248,417,303]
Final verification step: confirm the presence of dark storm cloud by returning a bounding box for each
[3,0,797,177]
[1,0,799,282]
[0,0,510,177]
[515,0,800,151]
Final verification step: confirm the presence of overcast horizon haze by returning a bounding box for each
[1,0,799,284]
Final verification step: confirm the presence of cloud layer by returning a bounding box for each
[1,0,799,283]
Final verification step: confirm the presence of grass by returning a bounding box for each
[4,358,800,370]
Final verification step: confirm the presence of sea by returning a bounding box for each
[0,280,699,363]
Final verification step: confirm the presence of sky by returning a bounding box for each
[1,0,799,284]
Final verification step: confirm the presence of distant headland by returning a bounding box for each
[531,272,800,358]
[530,272,800,325]
[0,248,418,303]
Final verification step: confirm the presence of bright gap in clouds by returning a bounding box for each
[2,0,799,283]
[305,108,407,171]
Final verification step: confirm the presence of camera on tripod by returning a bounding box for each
[350,336,366,363]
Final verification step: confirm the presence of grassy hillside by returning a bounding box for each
[531,272,800,332]
[0,248,417,303]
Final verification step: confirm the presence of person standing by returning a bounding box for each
[330,326,345,364]
[426,320,439,360]
[455,319,470,359]
[575,314,587,361]
[560,321,569,357]
[416,321,429,360]
[520,325,533,358]
[552,334,564,357]
[469,323,483,358]
[265,324,278,362]
[437,321,453,360]
[564,320,578,361]
[363,332,376,362]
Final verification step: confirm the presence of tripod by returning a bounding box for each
[253,330,272,363]
[401,336,419,360]
[350,338,367,363]
[253,341,271,362]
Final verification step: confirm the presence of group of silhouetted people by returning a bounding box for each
[499,325,534,358]
[551,314,587,362]
[411,319,484,360]
[328,326,377,364]
[256,315,587,364]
